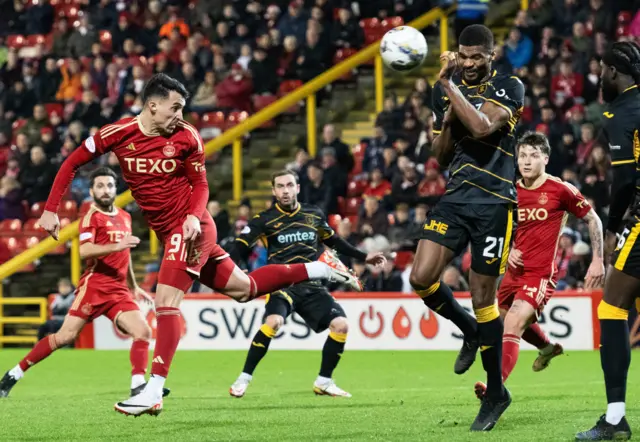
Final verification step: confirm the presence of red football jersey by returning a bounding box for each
[509,175,591,279]
[78,204,132,286]
[45,117,209,238]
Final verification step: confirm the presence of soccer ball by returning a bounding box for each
[379,26,428,72]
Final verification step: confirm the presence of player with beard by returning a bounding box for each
[228,170,385,398]
[409,24,525,431]
[576,41,640,441]
[0,168,170,398]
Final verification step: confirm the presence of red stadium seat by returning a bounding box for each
[226,111,250,130]
[58,200,78,219]
[278,80,303,114]
[26,34,46,47]
[29,201,46,218]
[0,219,23,237]
[344,197,361,216]
[188,112,201,127]
[6,35,26,49]
[381,17,404,31]
[201,111,226,129]
[347,179,367,197]
[253,95,278,128]
[99,30,113,52]
[23,219,46,238]
[359,18,381,45]
[2,238,35,271]
[333,49,358,81]
[394,251,414,270]
[327,214,342,231]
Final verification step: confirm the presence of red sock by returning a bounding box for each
[19,335,59,372]
[522,323,550,349]
[502,334,521,382]
[247,264,309,296]
[150,307,181,378]
[130,339,149,376]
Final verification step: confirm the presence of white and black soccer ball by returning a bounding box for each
[379,26,428,72]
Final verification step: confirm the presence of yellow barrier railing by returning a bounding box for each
[0,6,453,284]
[0,295,48,347]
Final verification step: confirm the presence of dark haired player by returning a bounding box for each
[577,41,640,441]
[474,132,604,398]
[0,168,170,398]
[229,170,385,398]
[35,74,361,416]
[409,24,525,431]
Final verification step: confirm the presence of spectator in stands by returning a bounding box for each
[381,146,399,181]
[286,147,310,183]
[37,278,75,341]
[562,240,591,289]
[0,104,11,140]
[418,158,446,200]
[321,147,348,198]
[250,48,278,95]
[113,13,139,55]
[336,217,360,268]
[504,27,533,69]
[358,195,389,237]
[391,158,420,206]
[25,0,54,36]
[71,91,103,129]
[364,167,392,200]
[190,71,218,113]
[493,44,513,74]
[556,227,576,281]
[12,134,31,171]
[215,63,253,112]
[571,22,592,55]
[0,175,24,221]
[40,127,60,159]
[332,7,364,49]
[208,200,231,243]
[365,257,403,292]
[583,57,602,105]
[21,146,55,205]
[4,80,37,120]
[35,58,62,103]
[295,27,328,83]
[442,266,469,291]
[56,59,83,102]
[302,161,337,214]
[278,1,308,43]
[554,0,582,37]
[20,105,49,147]
[278,35,299,79]
[575,122,596,166]
[578,0,613,35]
[387,203,413,250]
[551,59,584,109]
[68,15,98,58]
[580,144,610,211]
[319,124,354,174]
[363,126,391,174]
[376,95,403,137]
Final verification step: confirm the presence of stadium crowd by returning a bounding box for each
[0,0,639,295]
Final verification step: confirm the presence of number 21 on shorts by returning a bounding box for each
[483,236,505,264]
[167,233,187,262]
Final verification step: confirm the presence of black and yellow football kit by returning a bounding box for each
[233,203,365,332]
[423,70,524,275]
[606,85,640,278]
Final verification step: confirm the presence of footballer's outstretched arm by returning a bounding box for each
[583,208,604,262]
[440,79,511,139]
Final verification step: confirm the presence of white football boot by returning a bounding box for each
[114,390,163,417]
[313,379,352,398]
[229,374,252,398]
[319,249,364,292]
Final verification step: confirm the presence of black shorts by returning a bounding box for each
[263,282,346,333]
[612,219,640,279]
[419,201,514,276]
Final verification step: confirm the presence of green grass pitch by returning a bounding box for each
[0,349,637,441]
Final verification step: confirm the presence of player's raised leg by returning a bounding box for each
[230,295,288,398]
[527,323,563,372]
[0,315,85,397]
[313,316,350,398]
[409,238,479,374]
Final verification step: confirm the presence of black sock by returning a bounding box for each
[476,304,504,399]
[242,324,275,375]
[319,332,346,378]
[417,282,477,338]
[600,319,630,404]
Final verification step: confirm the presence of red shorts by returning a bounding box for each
[497,275,556,320]
[157,211,235,292]
[68,280,139,323]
